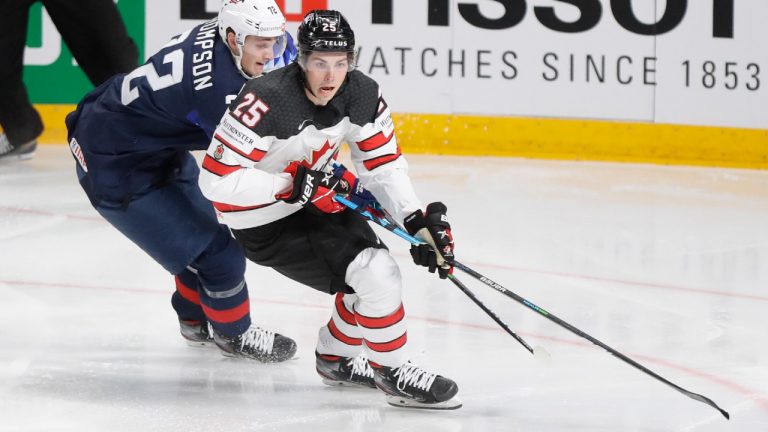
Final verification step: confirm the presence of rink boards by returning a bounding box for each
[34,104,768,169]
[19,1,768,169]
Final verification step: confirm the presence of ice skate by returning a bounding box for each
[372,361,461,410]
[316,352,376,388]
[0,135,36,162]
[179,319,215,347]
[213,325,297,362]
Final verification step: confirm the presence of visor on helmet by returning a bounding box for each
[218,0,288,78]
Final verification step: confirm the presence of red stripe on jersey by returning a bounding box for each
[174,276,200,305]
[214,133,266,162]
[212,201,274,213]
[327,319,362,346]
[334,293,357,326]
[202,298,250,324]
[202,154,240,177]
[362,148,402,171]
[356,130,394,152]
[365,332,408,353]
[355,304,405,329]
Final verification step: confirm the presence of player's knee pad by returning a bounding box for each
[345,248,402,316]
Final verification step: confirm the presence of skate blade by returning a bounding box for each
[385,395,463,410]
[0,152,35,162]
[219,351,299,362]
[185,339,216,348]
[321,378,376,389]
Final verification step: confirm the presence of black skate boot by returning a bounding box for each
[179,319,215,347]
[0,135,36,162]
[372,361,461,410]
[316,352,376,389]
[213,325,297,363]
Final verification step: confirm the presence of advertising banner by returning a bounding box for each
[139,0,768,130]
[22,1,768,140]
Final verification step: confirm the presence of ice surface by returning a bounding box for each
[1,146,767,431]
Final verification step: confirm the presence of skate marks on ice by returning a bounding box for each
[1,147,768,430]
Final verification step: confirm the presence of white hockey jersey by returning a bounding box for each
[198,62,423,229]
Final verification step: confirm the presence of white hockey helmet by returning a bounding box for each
[218,0,288,78]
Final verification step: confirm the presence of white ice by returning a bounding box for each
[1,146,767,431]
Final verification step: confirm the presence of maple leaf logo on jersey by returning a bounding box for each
[299,140,334,169]
[213,144,225,160]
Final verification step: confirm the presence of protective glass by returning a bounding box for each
[242,34,287,61]
[299,52,356,73]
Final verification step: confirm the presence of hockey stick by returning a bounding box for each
[333,194,543,358]
[333,193,729,419]
[450,261,730,419]
[446,273,535,355]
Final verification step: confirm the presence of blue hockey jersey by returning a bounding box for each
[66,20,296,203]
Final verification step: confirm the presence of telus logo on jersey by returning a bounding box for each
[370,0,735,38]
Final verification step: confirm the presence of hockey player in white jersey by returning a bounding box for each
[199,10,460,409]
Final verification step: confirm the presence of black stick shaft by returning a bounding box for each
[447,273,534,354]
[452,260,730,420]
[333,195,537,356]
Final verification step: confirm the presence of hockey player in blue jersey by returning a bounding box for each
[65,0,298,362]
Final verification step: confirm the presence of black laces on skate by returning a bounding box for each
[393,362,437,392]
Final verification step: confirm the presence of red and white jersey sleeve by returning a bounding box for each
[198,112,293,228]
[347,91,423,225]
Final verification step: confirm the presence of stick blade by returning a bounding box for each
[687,392,730,420]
